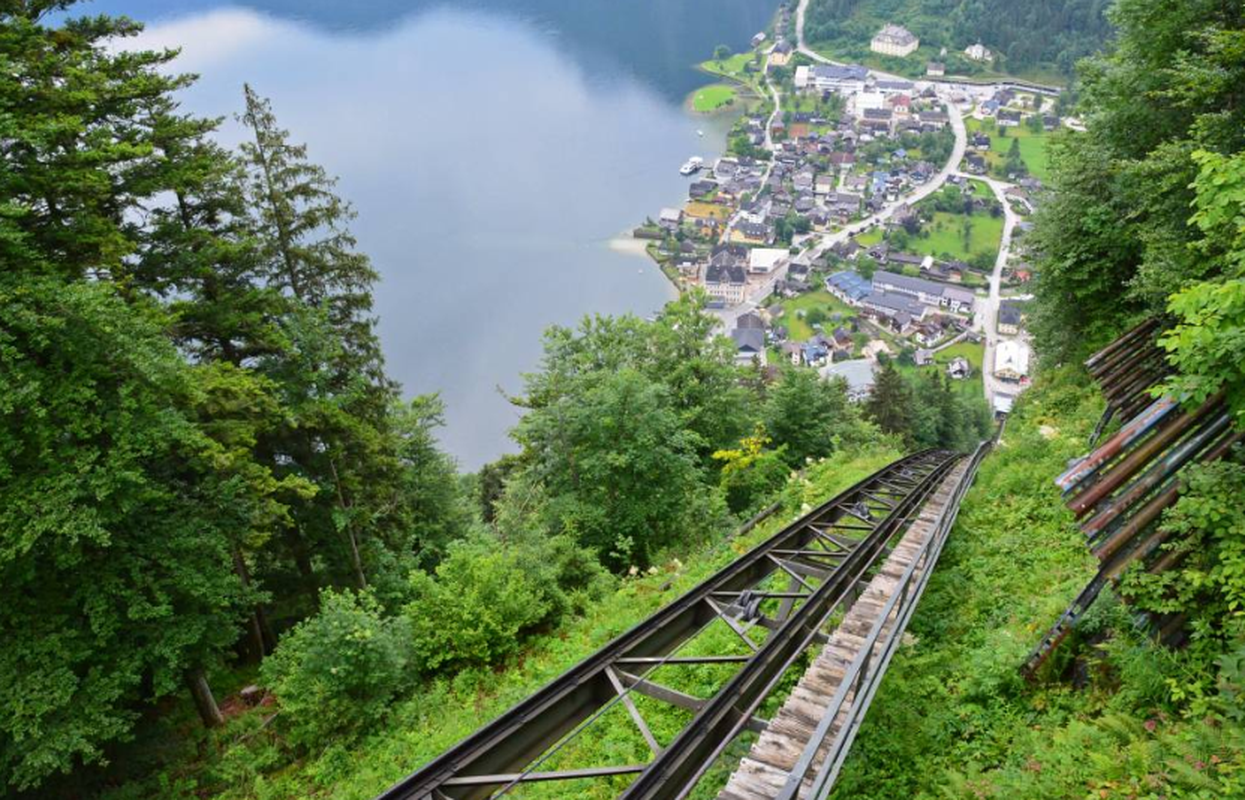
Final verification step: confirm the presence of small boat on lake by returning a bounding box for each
[679,156,704,176]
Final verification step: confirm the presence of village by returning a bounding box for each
[638,7,1059,414]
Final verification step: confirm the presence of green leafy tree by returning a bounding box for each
[1159,151,1245,424]
[1030,0,1245,361]
[239,86,421,594]
[404,531,608,674]
[713,425,791,514]
[764,368,864,465]
[714,44,732,63]
[261,589,412,749]
[514,367,701,568]
[0,278,278,788]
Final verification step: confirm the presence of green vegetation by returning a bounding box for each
[966,117,1052,181]
[834,369,1245,797]
[802,0,1113,82]
[8,1,1245,798]
[865,361,993,453]
[691,84,737,113]
[1029,0,1245,386]
[914,210,1004,262]
[778,290,859,341]
[699,51,765,95]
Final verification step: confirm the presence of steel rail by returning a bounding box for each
[618,452,961,800]
[375,450,948,800]
[790,440,991,799]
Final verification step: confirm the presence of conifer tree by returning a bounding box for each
[237,85,410,593]
[866,361,915,442]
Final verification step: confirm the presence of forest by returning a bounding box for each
[0,3,993,797]
[801,0,1115,80]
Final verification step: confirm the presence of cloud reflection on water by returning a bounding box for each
[131,6,741,467]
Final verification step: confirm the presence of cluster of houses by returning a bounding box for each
[826,268,975,341]
[659,65,955,309]
[964,87,1061,181]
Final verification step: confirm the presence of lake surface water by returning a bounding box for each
[91,0,775,467]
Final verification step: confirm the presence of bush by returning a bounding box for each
[403,532,609,675]
[262,589,412,749]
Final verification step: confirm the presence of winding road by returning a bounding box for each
[717,4,1034,403]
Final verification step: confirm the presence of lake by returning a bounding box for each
[90,0,776,467]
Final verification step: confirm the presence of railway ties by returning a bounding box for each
[718,452,983,800]
[375,449,980,800]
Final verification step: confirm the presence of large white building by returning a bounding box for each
[872,270,976,314]
[995,339,1031,382]
[871,24,919,58]
[704,264,747,306]
[795,64,869,94]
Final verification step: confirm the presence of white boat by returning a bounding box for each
[679,156,704,176]
[697,129,704,137]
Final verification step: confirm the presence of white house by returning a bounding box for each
[748,248,788,274]
[704,264,747,306]
[964,43,993,62]
[871,24,919,58]
[872,270,976,314]
[850,91,886,118]
[821,359,877,402]
[994,339,1031,382]
[802,64,869,94]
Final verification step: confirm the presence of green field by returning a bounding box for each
[699,52,764,94]
[933,340,984,371]
[691,84,737,113]
[908,210,1004,263]
[777,290,858,341]
[855,227,884,246]
[965,117,1051,181]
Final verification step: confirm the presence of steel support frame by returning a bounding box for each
[374,451,951,800]
[618,452,960,800]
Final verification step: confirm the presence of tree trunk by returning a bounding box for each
[285,526,317,592]
[186,668,225,728]
[231,544,267,663]
[328,456,368,590]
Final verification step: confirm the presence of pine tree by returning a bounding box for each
[866,361,915,442]
[237,85,411,593]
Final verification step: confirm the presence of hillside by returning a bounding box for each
[801,0,1114,82]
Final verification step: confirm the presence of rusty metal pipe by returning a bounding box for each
[1069,393,1224,517]
[1085,319,1159,373]
[1092,480,1180,563]
[1056,396,1180,493]
[1103,358,1167,403]
[1089,333,1160,382]
[1082,413,1232,540]
[1100,351,1165,397]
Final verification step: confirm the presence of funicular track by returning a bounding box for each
[377,448,978,800]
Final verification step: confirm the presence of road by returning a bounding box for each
[953,171,1020,406]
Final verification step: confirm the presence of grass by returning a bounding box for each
[965,117,1051,181]
[699,52,765,95]
[92,445,905,800]
[902,210,1003,263]
[933,340,984,371]
[777,290,859,342]
[692,84,738,113]
[855,227,884,246]
[685,201,730,220]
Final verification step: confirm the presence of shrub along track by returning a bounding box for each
[376,447,988,800]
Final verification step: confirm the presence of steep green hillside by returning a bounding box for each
[832,369,1245,798]
[802,0,1114,82]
